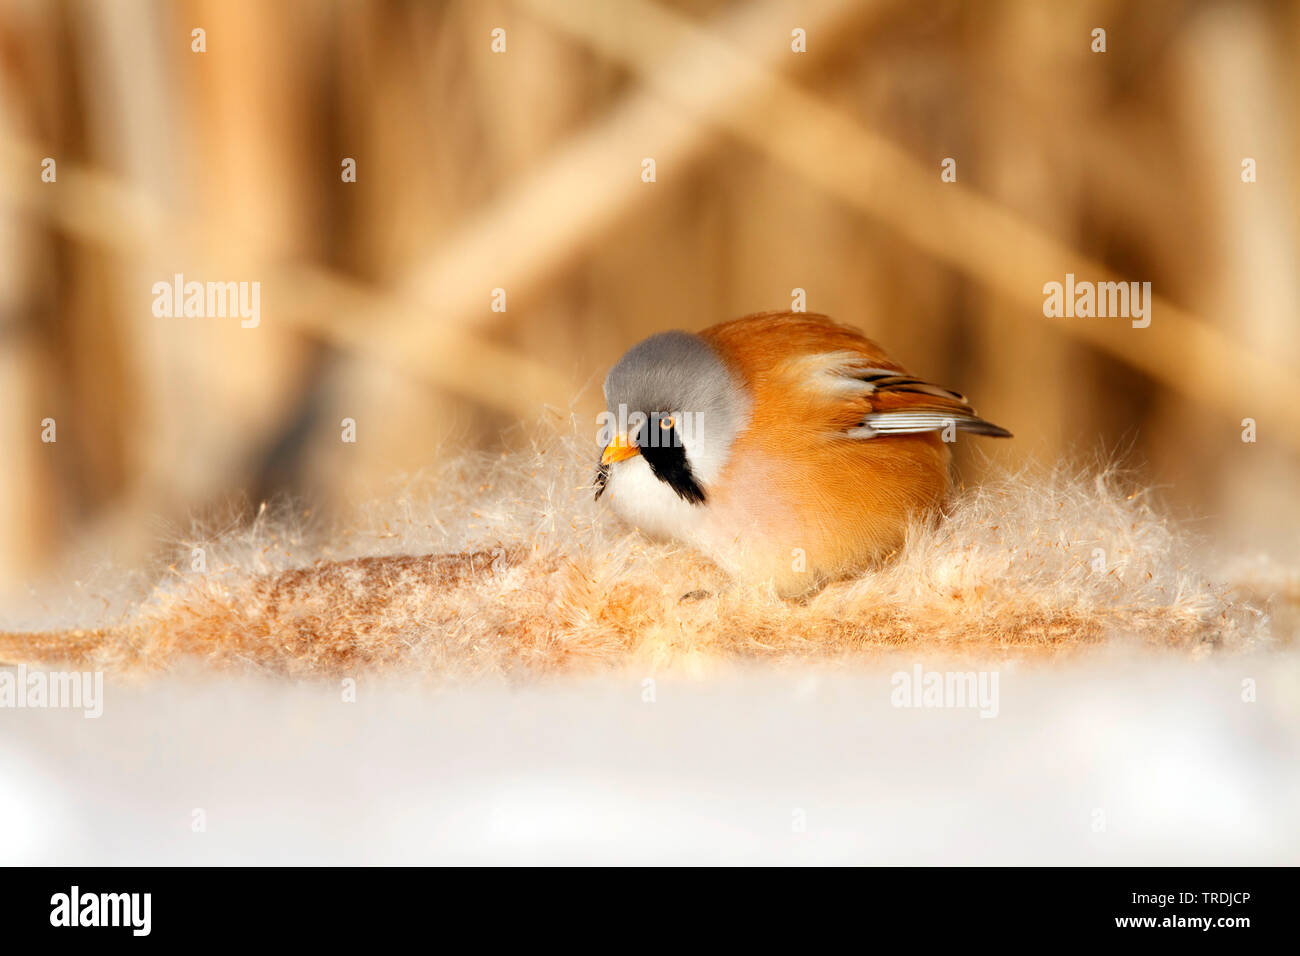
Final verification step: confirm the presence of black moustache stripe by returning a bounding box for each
[639,427,706,505]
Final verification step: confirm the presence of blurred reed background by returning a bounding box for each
[1,0,1298,604]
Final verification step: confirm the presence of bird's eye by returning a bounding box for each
[660,416,675,430]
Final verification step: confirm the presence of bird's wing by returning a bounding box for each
[838,366,1012,439]
[699,313,1011,441]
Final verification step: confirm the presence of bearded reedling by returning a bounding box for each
[596,312,1011,595]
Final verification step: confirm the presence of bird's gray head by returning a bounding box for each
[597,331,749,504]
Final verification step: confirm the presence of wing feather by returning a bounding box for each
[837,363,1011,440]
[697,312,1012,441]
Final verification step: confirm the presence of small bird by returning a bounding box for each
[595,312,1010,595]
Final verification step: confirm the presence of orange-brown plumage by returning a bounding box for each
[600,312,1009,594]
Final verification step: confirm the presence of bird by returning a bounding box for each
[594,312,1011,596]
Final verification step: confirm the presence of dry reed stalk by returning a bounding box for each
[523,0,1300,446]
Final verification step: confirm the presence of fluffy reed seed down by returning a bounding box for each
[0,419,1283,678]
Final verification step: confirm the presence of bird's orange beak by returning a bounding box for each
[601,433,640,466]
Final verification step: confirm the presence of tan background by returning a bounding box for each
[1,0,1298,601]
